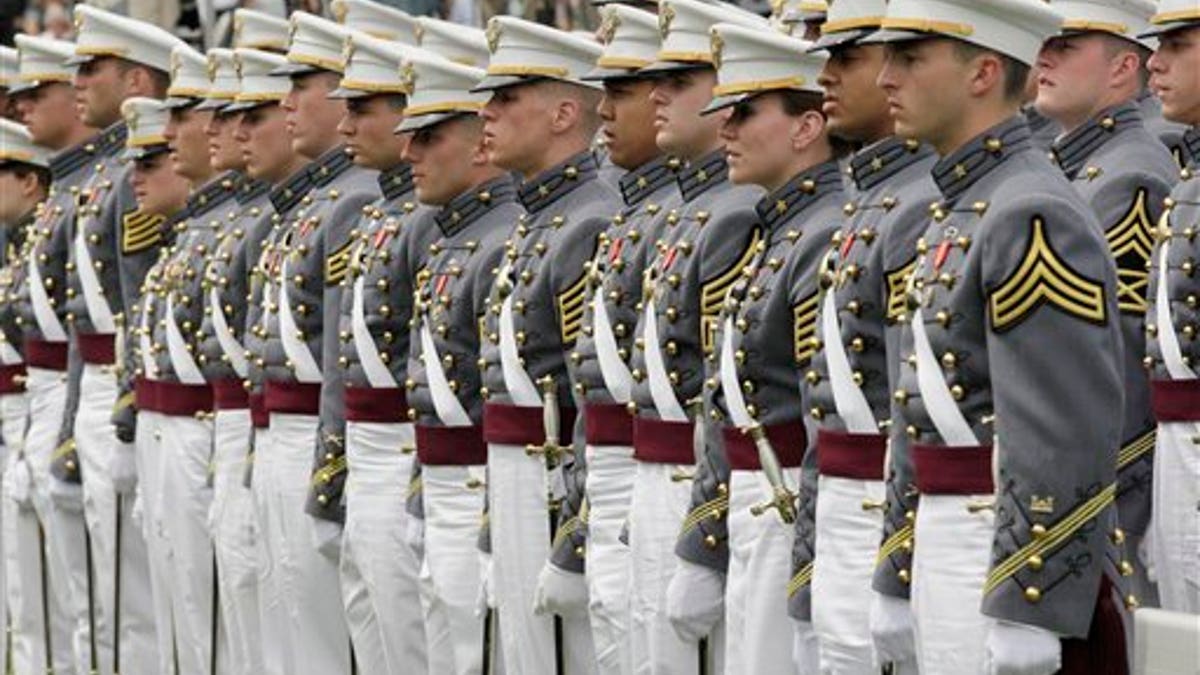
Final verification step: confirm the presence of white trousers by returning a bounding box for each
[134,409,177,674]
[25,366,88,675]
[159,413,219,674]
[812,475,887,675]
[268,412,351,675]
[911,493,994,675]
[584,443,636,675]
[1150,421,1200,613]
[488,442,595,675]
[251,424,292,675]
[340,420,426,675]
[419,463,487,675]
[0,392,15,671]
[1,391,44,675]
[78,364,158,674]
[628,461,702,675]
[211,408,264,675]
[724,469,797,675]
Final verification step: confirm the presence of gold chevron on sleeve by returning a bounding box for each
[988,218,1107,333]
[701,228,763,318]
[793,291,820,365]
[1105,188,1155,314]
[983,483,1115,596]
[678,494,729,536]
[324,240,353,286]
[875,523,915,566]
[311,455,347,487]
[121,210,166,254]
[885,257,917,323]
[557,272,589,345]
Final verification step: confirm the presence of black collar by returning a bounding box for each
[933,115,1031,203]
[50,133,106,180]
[619,155,679,206]
[307,146,355,188]
[270,167,314,214]
[756,160,843,233]
[677,149,729,202]
[518,151,599,213]
[1051,103,1143,179]
[849,136,933,191]
[237,174,271,205]
[186,172,241,217]
[1023,105,1055,137]
[1184,126,1200,170]
[379,163,414,202]
[436,175,517,237]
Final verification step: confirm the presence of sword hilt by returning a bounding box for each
[746,424,797,523]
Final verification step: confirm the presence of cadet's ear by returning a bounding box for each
[790,109,825,152]
[966,52,1005,100]
[1108,49,1142,89]
[549,95,582,135]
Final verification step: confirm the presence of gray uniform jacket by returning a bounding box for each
[679,161,842,595]
[1145,129,1200,406]
[626,149,765,571]
[197,175,272,386]
[477,151,616,555]
[0,212,31,371]
[798,137,938,614]
[257,146,380,522]
[150,174,243,385]
[550,155,682,573]
[307,164,434,523]
[892,116,1123,637]
[405,175,521,521]
[1051,103,1176,543]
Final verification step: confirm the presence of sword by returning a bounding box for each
[524,376,571,467]
[746,424,797,524]
[670,397,706,483]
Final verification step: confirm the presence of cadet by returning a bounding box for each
[0,119,50,675]
[118,93,205,667]
[618,1,764,669]
[471,16,614,675]
[397,50,520,675]
[259,13,380,673]
[320,31,435,675]
[1035,0,1179,612]
[61,8,185,674]
[195,46,273,675]
[154,43,244,673]
[700,23,844,675]
[1143,0,1200,616]
[225,46,313,675]
[801,3,938,672]
[547,7,682,674]
[868,0,1127,672]
[5,33,99,675]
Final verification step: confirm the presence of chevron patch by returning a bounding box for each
[1105,188,1155,314]
[701,228,763,354]
[793,291,819,365]
[988,218,1107,333]
[558,272,588,344]
[325,240,353,286]
[885,257,917,323]
[121,210,166,254]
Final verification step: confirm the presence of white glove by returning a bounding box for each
[310,518,343,559]
[405,516,425,558]
[792,620,819,673]
[532,562,589,618]
[475,552,495,617]
[49,477,84,513]
[869,592,917,666]
[7,455,33,509]
[665,559,725,642]
[983,620,1061,675]
[111,441,138,495]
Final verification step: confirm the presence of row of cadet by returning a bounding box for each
[0,0,1197,674]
